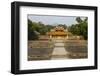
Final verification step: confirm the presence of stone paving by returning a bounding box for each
[51,39,68,60]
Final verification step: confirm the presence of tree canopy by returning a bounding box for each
[68,17,88,40]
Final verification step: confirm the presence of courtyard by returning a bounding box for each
[28,39,87,61]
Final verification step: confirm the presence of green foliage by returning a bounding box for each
[28,19,55,40]
[69,17,88,40]
[58,24,67,29]
[76,17,83,23]
[28,19,39,40]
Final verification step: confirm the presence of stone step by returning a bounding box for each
[54,43,65,47]
[51,55,68,60]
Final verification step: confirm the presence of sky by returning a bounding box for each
[28,14,86,26]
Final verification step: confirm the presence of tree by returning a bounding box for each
[58,24,67,29]
[68,17,88,40]
[28,20,55,40]
[28,19,39,40]
[76,17,82,23]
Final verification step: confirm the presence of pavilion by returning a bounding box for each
[47,26,72,39]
